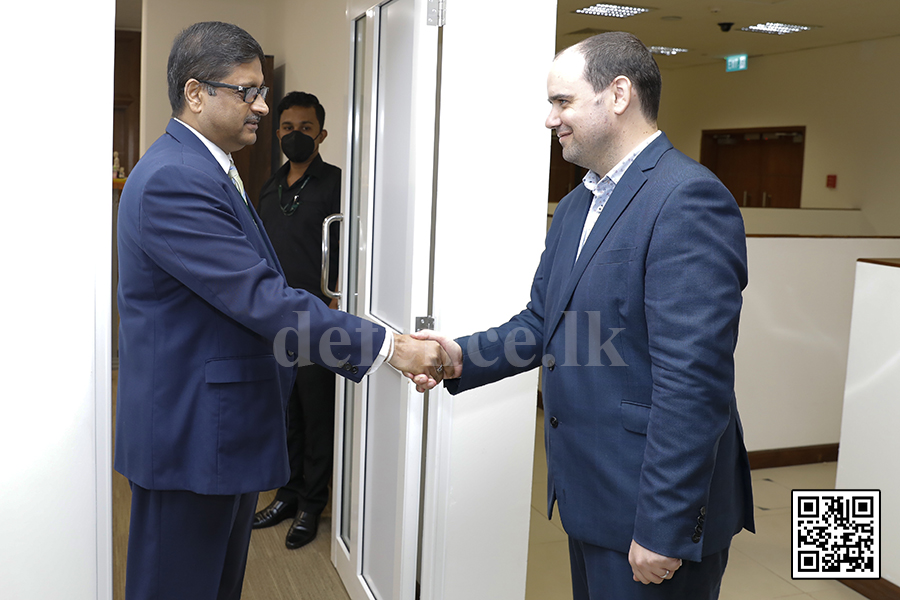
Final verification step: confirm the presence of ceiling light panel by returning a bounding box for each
[575,3,652,18]
[741,22,815,35]
[648,46,688,56]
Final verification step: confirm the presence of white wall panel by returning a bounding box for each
[0,1,114,598]
[836,261,900,587]
[736,237,900,451]
[422,1,557,598]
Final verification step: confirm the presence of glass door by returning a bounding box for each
[332,1,441,598]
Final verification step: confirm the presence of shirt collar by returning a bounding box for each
[174,117,234,173]
[277,154,326,189]
[583,130,662,194]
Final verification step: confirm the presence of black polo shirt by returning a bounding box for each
[257,154,341,304]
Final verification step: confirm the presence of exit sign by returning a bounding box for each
[726,54,748,72]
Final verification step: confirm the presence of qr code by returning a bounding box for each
[792,490,880,579]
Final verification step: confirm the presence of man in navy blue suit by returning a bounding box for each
[415,32,754,599]
[115,21,445,600]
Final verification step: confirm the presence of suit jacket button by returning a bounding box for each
[700,506,706,516]
[550,416,559,428]
[692,533,702,543]
[544,356,556,371]
[351,365,359,374]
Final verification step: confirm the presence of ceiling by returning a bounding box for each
[556,0,900,68]
[115,0,900,70]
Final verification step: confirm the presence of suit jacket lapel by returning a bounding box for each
[544,133,673,342]
[166,119,283,275]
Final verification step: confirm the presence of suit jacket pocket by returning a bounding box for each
[621,400,651,435]
[594,247,635,265]
[205,355,278,383]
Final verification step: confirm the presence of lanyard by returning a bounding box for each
[278,174,311,216]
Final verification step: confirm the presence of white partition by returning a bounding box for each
[736,237,900,451]
[0,2,114,598]
[836,260,900,587]
[419,1,557,598]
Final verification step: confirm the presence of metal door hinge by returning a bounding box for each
[416,316,435,331]
[427,0,446,26]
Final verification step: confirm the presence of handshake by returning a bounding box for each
[387,330,462,392]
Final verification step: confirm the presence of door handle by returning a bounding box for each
[762,192,769,207]
[742,191,749,207]
[321,213,343,300]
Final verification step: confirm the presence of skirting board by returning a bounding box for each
[840,578,900,600]
[747,443,839,470]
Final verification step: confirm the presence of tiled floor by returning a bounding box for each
[523,411,865,600]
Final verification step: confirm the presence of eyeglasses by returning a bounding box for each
[196,79,269,104]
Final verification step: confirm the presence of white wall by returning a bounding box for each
[0,1,114,598]
[273,0,352,171]
[140,0,352,172]
[659,36,900,236]
[736,238,900,452]
[140,0,280,152]
[739,208,876,237]
[426,1,557,598]
[836,261,900,587]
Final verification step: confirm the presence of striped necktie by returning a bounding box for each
[228,161,250,206]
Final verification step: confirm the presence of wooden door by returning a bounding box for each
[700,127,805,208]
[232,55,275,207]
[113,31,140,175]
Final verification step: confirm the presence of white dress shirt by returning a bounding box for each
[576,130,662,262]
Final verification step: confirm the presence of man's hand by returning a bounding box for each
[388,333,451,391]
[407,330,463,392]
[628,540,682,585]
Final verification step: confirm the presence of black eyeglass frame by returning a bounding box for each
[196,79,269,104]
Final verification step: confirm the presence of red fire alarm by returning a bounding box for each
[826,174,837,188]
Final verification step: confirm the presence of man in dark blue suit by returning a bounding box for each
[415,32,754,599]
[115,21,445,600]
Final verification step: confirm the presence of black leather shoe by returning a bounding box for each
[252,499,298,529]
[285,511,319,549]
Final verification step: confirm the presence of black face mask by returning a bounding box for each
[281,131,316,163]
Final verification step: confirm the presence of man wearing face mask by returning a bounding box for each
[253,91,342,549]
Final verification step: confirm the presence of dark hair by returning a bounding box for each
[276,91,326,130]
[573,32,661,123]
[167,21,265,116]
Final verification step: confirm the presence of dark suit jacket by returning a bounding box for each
[256,154,341,304]
[115,119,386,495]
[446,133,754,561]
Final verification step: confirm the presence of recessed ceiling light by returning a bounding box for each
[741,22,816,35]
[648,46,688,56]
[575,3,652,18]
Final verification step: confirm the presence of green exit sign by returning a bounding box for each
[726,54,748,72]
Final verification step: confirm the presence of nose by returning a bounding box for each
[545,106,560,130]
[251,94,269,116]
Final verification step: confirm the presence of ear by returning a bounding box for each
[610,75,634,116]
[183,79,205,115]
[318,129,328,143]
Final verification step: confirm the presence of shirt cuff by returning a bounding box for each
[368,331,394,375]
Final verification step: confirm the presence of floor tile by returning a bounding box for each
[753,477,794,511]
[807,583,868,599]
[719,548,805,599]
[529,507,568,545]
[525,540,572,600]
[753,462,838,491]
